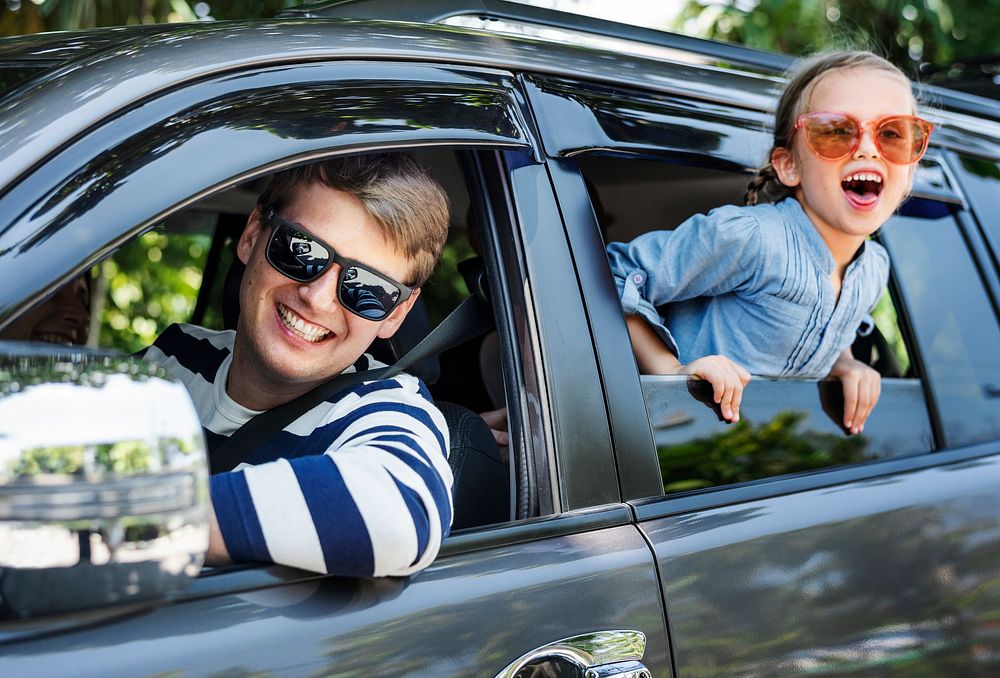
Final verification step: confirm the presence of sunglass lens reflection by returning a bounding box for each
[269,225,331,281]
[341,266,401,320]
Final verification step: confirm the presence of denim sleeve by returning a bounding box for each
[606,204,762,354]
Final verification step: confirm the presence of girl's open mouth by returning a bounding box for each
[841,171,883,210]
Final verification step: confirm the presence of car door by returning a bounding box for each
[0,25,670,676]
[531,69,1000,675]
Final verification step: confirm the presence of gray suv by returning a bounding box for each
[2,2,999,676]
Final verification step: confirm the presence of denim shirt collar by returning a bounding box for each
[778,197,873,278]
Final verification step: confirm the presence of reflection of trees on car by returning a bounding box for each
[664,501,981,677]
[658,410,868,493]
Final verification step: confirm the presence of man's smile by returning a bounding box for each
[277,302,332,343]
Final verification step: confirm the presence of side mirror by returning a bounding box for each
[0,346,209,620]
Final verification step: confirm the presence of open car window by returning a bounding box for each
[579,153,937,496]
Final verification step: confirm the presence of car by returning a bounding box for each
[1,1,999,675]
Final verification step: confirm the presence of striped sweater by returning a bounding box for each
[144,323,453,576]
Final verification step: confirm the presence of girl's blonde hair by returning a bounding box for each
[744,51,918,206]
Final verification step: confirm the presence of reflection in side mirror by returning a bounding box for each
[0,349,209,620]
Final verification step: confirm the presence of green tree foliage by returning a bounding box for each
[0,0,299,34]
[97,230,210,353]
[675,0,1000,72]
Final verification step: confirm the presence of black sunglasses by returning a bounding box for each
[262,206,412,321]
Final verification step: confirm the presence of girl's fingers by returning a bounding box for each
[730,374,744,422]
[842,376,860,432]
[737,364,752,386]
[856,373,881,431]
[688,356,748,423]
[721,365,744,422]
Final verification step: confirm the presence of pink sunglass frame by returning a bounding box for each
[792,111,934,165]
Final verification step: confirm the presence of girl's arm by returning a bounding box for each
[606,206,763,360]
[828,347,881,435]
[627,315,751,423]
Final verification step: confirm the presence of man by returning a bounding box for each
[143,153,453,577]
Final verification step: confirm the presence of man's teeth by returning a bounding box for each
[278,304,330,342]
[844,172,882,183]
[35,333,73,345]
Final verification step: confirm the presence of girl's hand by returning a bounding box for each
[679,355,752,423]
[828,350,881,434]
[625,315,750,422]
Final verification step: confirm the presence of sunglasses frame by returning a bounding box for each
[261,206,412,321]
[793,111,934,165]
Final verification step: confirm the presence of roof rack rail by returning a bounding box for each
[280,0,794,74]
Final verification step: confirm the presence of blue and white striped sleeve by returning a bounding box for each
[209,375,453,577]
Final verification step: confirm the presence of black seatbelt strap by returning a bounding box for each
[209,293,495,474]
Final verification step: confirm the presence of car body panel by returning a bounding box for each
[641,454,1000,676]
[1,518,673,677]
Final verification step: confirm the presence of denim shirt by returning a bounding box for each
[606,198,889,378]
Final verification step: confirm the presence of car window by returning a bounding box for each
[952,155,1000,265]
[879,204,1000,448]
[579,154,934,496]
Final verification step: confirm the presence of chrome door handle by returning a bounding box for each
[495,630,650,678]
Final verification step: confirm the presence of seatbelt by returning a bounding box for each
[209,293,495,474]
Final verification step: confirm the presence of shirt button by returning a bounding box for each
[632,272,644,285]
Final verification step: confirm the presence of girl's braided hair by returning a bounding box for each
[744,51,917,206]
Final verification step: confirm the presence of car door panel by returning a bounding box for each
[640,456,1000,675]
[2,519,672,677]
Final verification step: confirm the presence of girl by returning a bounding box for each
[607,51,933,434]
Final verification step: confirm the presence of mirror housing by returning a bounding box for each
[0,345,209,619]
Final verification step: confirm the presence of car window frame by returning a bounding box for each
[0,59,633,583]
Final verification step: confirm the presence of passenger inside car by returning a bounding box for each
[0,274,90,345]
[606,50,933,435]
[139,153,456,577]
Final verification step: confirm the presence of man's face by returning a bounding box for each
[232,181,418,401]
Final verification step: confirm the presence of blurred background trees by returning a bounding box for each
[2,0,997,73]
[674,0,1000,75]
[0,0,296,34]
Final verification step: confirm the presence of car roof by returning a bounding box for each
[0,12,996,189]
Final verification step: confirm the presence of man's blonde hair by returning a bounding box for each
[258,153,450,286]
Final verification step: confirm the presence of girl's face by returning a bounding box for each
[772,68,917,246]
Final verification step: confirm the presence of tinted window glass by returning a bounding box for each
[880,208,1000,447]
[645,377,931,494]
[953,156,1000,261]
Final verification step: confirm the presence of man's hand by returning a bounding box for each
[204,500,232,567]
[829,349,881,435]
[678,355,752,423]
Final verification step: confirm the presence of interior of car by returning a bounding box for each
[63,146,927,517]
[85,148,513,533]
